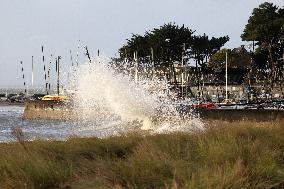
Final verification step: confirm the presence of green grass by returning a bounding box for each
[1,121,284,189]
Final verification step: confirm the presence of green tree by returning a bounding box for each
[192,34,229,68]
[241,2,284,82]
[190,35,229,89]
[209,47,251,69]
[119,23,194,66]
[119,23,229,68]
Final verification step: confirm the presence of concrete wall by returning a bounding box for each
[191,85,244,99]
[23,100,76,120]
[196,109,284,122]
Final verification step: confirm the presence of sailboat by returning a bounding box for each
[217,51,239,109]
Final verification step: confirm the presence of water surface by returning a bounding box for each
[0,105,121,142]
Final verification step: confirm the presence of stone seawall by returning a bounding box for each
[23,108,75,120]
[22,100,76,120]
[196,109,284,122]
[23,100,284,122]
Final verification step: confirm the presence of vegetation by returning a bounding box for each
[119,23,229,67]
[242,2,284,82]
[210,2,284,85]
[209,48,251,69]
[0,121,284,188]
[117,2,284,87]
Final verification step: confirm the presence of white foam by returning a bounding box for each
[69,56,204,134]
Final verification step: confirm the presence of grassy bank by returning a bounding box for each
[1,122,284,189]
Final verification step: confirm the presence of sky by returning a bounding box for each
[0,0,283,88]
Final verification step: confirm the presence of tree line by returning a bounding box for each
[118,2,284,86]
[242,2,284,86]
[119,23,229,68]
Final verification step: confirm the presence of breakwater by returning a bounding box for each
[196,109,284,122]
[23,100,284,123]
[23,100,75,120]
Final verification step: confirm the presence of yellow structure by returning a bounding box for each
[42,95,69,101]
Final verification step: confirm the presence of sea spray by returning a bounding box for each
[71,56,204,134]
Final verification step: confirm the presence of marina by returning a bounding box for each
[0,1,283,188]
[22,99,284,122]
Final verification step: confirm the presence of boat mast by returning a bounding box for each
[56,56,61,96]
[69,50,74,90]
[85,46,91,64]
[76,41,80,67]
[181,43,186,99]
[134,51,138,84]
[151,47,154,80]
[42,46,48,95]
[31,56,34,89]
[98,49,100,64]
[48,54,52,93]
[70,50,74,67]
[20,61,27,95]
[225,51,228,100]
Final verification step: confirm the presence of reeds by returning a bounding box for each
[1,121,284,188]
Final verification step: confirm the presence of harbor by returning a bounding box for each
[22,99,284,122]
[2,50,284,123]
[0,0,283,188]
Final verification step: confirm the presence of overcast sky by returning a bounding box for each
[0,0,283,88]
